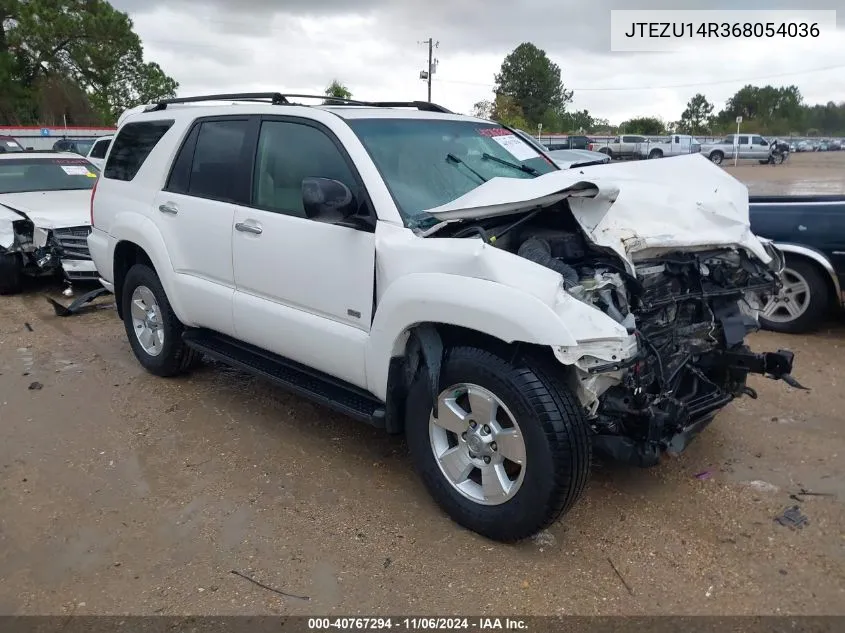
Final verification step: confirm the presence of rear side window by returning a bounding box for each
[104,120,174,181]
[90,138,110,159]
[181,119,252,203]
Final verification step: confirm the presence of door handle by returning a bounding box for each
[159,203,178,215]
[235,222,262,235]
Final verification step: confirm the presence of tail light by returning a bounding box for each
[588,143,594,151]
[90,176,99,227]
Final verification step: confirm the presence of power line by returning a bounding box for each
[434,63,845,92]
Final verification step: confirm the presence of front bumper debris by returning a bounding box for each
[592,345,803,468]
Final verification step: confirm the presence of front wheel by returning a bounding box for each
[121,263,201,376]
[405,346,591,542]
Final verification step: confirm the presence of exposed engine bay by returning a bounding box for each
[434,202,800,467]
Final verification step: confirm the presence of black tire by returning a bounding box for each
[759,258,830,334]
[599,147,612,159]
[0,252,23,295]
[121,263,201,376]
[709,151,724,165]
[405,346,591,542]
[648,149,663,159]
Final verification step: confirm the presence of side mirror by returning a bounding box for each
[302,177,356,223]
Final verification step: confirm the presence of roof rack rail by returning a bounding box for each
[144,92,290,111]
[143,92,453,114]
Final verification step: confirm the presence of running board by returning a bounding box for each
[182,329,386,427]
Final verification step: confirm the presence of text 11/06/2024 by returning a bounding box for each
[308,618,528,630]
[610,9,837,52]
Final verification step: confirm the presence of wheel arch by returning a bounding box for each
[109,217,184,321]
[774,242,841,307]
[112,241,153,318]
[381,322,577,436]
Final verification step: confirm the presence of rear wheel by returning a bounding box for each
[759,259,830,334]
[121,263,201,376]
[648,149,663,159]
[405,346,591,542]
[709,151,724,165]
[599,147,613,159]
[0,253,23,295]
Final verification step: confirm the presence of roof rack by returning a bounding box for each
[144,93,453,114]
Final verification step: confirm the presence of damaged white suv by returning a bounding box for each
[88,93,799,542]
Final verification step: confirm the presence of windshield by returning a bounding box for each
[347,118,558,227]
[0,157,99,193]
[74,140,95,155]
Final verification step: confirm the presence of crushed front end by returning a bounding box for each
[578,245,799,466]
[0,216,97,283]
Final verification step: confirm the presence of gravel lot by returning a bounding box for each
[1,154,843,616]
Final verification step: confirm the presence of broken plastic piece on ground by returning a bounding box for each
[779,373,810,390]
[695,470,713,480]
[45,287,111,317]
[774,505,809,529]
[28,381,42,390]
[742,480,779,493]
[62,286,74,297]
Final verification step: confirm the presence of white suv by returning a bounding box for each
[88,92,797,542]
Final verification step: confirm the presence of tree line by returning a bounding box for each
[0,0,178,126]
[470,42,845,137]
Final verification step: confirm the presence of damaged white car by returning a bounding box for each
[0,152,100,295]
[89,95,800,542]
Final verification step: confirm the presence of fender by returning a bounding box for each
[109,212,191,322]
[773,242,841,300]
[365,272,585,400]
[0,207,27,249]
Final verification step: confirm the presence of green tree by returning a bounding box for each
[0,0,178,125]
[490,94,528,130]
[323,79,352,104]
[560,109,594,133]
[493,42,573,127]
[471,99,493,119]
[716,84,804,131]
[620,116,665,135]
[679,93,714,135]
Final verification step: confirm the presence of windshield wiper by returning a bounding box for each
[446,153,487,183]
[481,152,538,175]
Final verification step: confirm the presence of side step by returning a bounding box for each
[182,329,386,428]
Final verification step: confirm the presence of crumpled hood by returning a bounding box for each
[423,153,771,270]
[0,190,92,230]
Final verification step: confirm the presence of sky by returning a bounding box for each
[111,0,845,125]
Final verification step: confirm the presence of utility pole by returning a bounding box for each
[418,38,439,102]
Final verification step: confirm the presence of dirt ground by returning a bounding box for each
[1,157,844,617]
[723,150,845,195]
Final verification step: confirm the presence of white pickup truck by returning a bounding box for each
[638,134,702,159]
[87,93,798,542]
[588,135,646,160]
[700,134,771,165]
